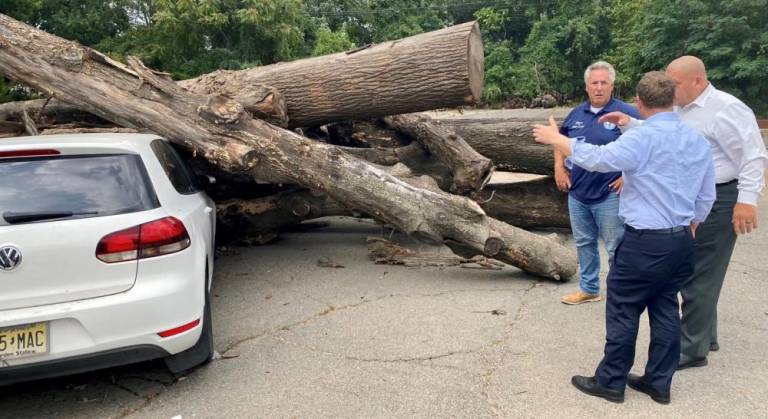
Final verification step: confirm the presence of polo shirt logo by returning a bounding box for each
[571,121,585,129]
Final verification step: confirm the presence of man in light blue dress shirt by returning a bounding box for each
[600,56,768,369]
[533,71,716,404]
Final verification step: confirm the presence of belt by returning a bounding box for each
[625,225,689,234]
[716,179,737,186]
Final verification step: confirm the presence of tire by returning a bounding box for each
[164,262,214,374]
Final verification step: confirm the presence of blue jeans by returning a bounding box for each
[568,193,624,295]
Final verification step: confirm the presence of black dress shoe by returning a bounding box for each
[627,373,671,404]
[677,354,708,370]
[571,375,624,403]
[710,342,720,352]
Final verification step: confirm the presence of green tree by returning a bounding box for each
[513,1,614,102]
[312,22,356,55]
[617,0,768,114]
[97,0,308,79]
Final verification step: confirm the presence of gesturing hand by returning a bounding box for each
[533,116,561,145]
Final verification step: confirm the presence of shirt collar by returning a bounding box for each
[684,83,715,110]
[583,97,616,114]
[645,111,678,123]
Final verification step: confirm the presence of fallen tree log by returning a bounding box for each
[3,16,480,131]
[326,120,409,148]
[328,114,561,175]
[216,189,349,245]
[0,13,575,280]
[384,113,493,194]
[0,84,289,128]
[180,21,484,128]
[473,177,569,229]
[0,98,91,124]
[0,98,114,137]
[426,110,570,175]
[40,126,140,135]
[212,178,569,244]
[174,80,288,126]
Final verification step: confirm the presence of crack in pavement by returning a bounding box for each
[110,384,159,419]
[220,287,525,357]
[107,371,184,418]
[244,284,536,417]
[477,281,540,417]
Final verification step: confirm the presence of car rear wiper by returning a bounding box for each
[2,210,98,224]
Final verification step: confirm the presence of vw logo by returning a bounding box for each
[0,246,22,271]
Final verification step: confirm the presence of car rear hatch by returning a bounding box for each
[0,147,160,310]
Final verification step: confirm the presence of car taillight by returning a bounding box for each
[96,217,191,263]
[0,149,60,158]
[95,225,140,263]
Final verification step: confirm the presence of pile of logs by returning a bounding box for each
[0,14,575,280]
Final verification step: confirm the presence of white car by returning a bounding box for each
[0,133,216,385]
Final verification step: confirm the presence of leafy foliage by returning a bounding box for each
[616,0,768,114]
[312,22,356,55]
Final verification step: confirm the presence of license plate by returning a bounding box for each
[0,322,49,361]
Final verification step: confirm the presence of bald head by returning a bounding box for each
[667,56,707,78]
[665,56,709,106]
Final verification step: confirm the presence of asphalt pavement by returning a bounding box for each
[1,195,766,418]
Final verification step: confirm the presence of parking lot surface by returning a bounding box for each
[1,196,766,418]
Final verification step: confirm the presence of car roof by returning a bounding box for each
[0,133,163,149]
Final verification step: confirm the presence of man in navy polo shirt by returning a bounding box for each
[555,61,641,305]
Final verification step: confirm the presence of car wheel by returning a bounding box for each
[164,262,214,374]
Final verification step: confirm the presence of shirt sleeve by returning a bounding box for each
[715,103,768,205]
[569,130,646,173]
[694,153,716,223]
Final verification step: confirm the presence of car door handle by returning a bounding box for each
[204,207,213,214]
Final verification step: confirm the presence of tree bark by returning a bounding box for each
[383,113,494,194]
[474,178,570,229]
[328,114,562,175]
[0,13,575,280]
[0,98,101,124]
[179,21,485,128]
[176,79,288,126]
[327,120,409,148]
[428,113,560,175]
[40,126,140,135]
[216,189,349,245]
[210,177,569,245]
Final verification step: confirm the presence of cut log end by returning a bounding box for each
[198,95,247,125]
[467,22,484,103]
[483,237,504,257]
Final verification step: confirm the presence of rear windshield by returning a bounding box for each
[0,154,159,224]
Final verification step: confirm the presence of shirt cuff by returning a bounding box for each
[569,136,587,163]
[737,190,761,206]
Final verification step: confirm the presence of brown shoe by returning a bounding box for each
[561,290,602,305]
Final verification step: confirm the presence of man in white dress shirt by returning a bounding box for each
[600,55,768,369]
